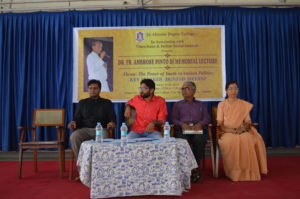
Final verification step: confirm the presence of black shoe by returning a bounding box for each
[191,170,202,183]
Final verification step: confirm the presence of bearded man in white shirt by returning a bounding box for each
[86,40,110,92]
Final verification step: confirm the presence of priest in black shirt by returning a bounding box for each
[68,79,116,157]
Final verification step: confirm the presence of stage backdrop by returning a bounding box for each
[0,7,300,151]
[73,26,226,102]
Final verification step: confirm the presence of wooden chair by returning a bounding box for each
[18,109,65,179]
[68,126,114,180]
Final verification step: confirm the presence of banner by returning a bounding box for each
[73,26,226,102]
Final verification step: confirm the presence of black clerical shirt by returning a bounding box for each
[74,97,116,128]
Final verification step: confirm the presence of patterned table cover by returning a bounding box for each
[77,138,197,198]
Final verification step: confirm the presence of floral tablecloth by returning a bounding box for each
[77,138,197,198]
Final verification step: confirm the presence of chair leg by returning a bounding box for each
[215,146,219,178]
[18,148,24,179]
[33,149,38,172]
[69,150,74,180]
[58,146,64,178]
[202,152,206,171]
[210,143,216,177]
[62,147,65,172]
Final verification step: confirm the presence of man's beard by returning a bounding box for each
[141,92,150,98]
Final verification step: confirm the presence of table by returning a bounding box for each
[77,138,197,198]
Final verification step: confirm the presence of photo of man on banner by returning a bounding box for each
[84,37,113,92]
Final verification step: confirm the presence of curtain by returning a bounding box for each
[0,7,299,151]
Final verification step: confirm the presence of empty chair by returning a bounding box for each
[18,109,65,178]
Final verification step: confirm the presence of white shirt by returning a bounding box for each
[86,51,110,92]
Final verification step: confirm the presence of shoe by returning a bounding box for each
[74,176,80,182]
[191,170,202,183]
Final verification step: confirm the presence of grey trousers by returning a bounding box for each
[70,128,109,158]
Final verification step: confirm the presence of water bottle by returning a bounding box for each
[95,122,103,143]
[120,122,128,145]
[164,121,171,142]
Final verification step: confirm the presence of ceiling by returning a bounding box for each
[0,0,299,13]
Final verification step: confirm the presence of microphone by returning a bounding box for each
[100,50,111,59]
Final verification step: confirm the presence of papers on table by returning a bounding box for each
[183,130,203,135]
[89,137,177,144]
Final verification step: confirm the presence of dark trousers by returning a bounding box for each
[175,128,207,167]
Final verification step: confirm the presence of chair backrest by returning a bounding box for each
[211,106,218,125]
[33,109,65,127]
[126,108,136,127]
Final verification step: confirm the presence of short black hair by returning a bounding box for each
[87,79,101,89]
[140,79,155,90]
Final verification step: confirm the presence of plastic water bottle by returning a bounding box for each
[95,122,103,143]
[164,121,171,142]
[120,122,128,145]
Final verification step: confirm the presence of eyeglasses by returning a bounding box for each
[227,87,239,91]
[181,87,192,91]
[138,87,149,91]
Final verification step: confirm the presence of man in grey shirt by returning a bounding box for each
[171,81,210,183]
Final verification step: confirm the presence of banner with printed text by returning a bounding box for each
[73,26,226,102]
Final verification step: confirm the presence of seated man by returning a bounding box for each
[68,79,116,157]
[171,81,210,182]
[124,79,167,139]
